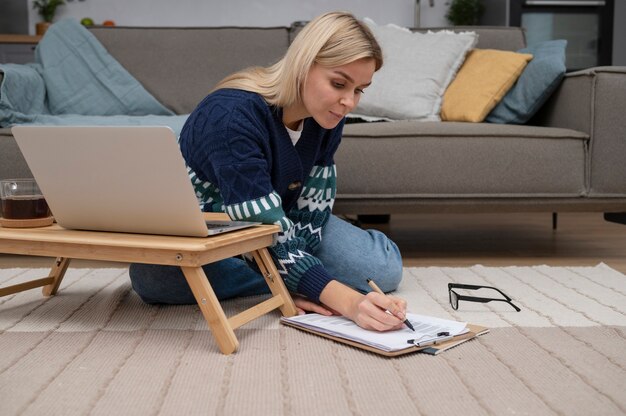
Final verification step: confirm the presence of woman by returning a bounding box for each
[130,11,406,331]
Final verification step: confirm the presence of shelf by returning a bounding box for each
[0,34,42,44]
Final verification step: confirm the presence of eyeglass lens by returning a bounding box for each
[449,289,458,310]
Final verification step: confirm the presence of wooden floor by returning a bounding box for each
[1,212,625,274]
[366,212,626,274]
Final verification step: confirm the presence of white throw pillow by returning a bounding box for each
[352,18,477,121]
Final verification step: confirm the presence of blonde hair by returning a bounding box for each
[213,11,383,108]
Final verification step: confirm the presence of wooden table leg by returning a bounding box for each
[181,266,239,355]
[0,256,71,298]
[42,257,71,296]
[252,248,297,317]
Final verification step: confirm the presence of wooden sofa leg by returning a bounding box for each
[552,212,558,230]
[604,212,626,225]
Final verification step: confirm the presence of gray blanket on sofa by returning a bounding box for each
[0,19,188,134]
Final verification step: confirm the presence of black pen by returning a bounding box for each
[367,278,415,331]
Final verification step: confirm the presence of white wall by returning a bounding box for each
[28,0,417,34]
[417,0,452,27]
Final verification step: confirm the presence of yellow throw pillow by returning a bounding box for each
[441,49,533,122]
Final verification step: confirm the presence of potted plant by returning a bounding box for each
[446,0,485,26]
[33,0,66,35]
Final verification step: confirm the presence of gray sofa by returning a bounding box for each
[1,24,625,220]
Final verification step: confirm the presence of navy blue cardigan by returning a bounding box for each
[179,89,344,302]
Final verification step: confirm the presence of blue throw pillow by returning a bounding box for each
[486,40,567,124]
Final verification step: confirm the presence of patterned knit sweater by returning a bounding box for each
[179,89,343,302]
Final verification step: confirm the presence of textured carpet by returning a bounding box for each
[1,264,625,415]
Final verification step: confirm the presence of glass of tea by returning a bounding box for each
[0,179,51,220]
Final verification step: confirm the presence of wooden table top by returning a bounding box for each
[0,213,280,266]
[0,222,279,249]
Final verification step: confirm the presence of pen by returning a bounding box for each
[366,278,415,331]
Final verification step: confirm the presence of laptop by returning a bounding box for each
[11,125,260,237]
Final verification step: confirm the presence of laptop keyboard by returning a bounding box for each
[205,223,227,229]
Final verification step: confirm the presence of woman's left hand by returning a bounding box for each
[293,296,337,316]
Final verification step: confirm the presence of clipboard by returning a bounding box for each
[411,323,490,356]
[280,319,489,357]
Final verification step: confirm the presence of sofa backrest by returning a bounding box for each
[89,26,290,114]
[290,24,527,51]
[87,24,525,115]
[413,26,526,51]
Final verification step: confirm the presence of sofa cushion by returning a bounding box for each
[487,40,567,125]
[89,26,290,114]
[441,49,533,122]
[338,121,588,197]
[351,19,476,121]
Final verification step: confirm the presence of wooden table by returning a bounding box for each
[0,214,297,354]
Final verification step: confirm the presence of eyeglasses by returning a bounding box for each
[448,283,521,312]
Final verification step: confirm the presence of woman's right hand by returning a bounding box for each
[319,280,408,332]
[348,291,407,332]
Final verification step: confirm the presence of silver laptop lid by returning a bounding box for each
[12,125,212,237]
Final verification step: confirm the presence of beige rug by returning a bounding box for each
[1,264,625,416]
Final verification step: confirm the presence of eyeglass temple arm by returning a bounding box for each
[448,283,513,301]
[455,294,521,311]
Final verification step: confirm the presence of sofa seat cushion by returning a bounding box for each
[337,121,588,197]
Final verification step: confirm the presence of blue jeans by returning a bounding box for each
[129,215,403,304]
